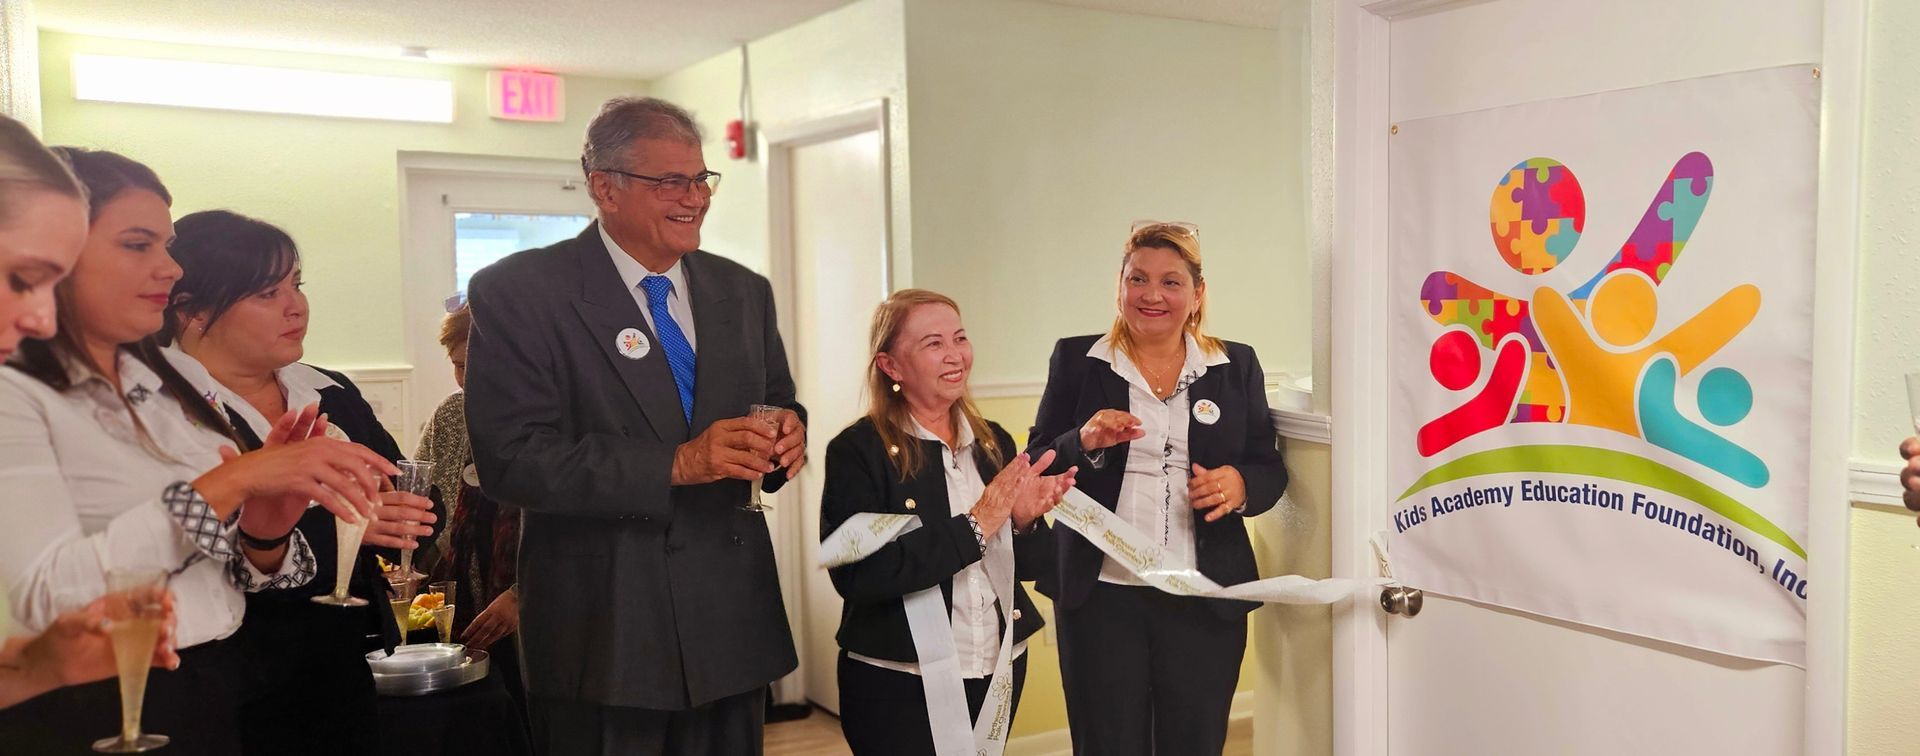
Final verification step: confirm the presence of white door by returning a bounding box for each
[767,110,890,714]
[1331,2,1831,754]
[401,161,593,449]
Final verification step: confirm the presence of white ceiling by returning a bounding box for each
[34,0,860,80]
[35,0,1283,81]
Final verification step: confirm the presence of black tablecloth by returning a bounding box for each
[376,664,532,756]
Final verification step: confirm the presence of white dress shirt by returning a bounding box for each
[1089,334,1230,585]
[183,355,343,444]
[0,350,313,648]
[849,416,1026,678]
[600,224,697,351]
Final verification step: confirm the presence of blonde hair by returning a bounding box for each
[439,304,472,355]
[866,289,1004,481]
[0,116,85,223]
[1106,223,1224,363]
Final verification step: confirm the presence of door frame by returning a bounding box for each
[1326,1,1864,754]
[759,99,893,707]
[396,152,590,445]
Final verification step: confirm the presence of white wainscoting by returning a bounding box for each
[337,365,415,452]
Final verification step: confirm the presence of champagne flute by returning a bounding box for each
[741,404,784,512]
[389,598,413,647]
[426,581,455,645]
[312,508,373,607]
[392,460,434,582]
[91,568,170,753]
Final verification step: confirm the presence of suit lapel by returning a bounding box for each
[569,224,689,444]
[1187,368,1221,467]
[684,251,741,431]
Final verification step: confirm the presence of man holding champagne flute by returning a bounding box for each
[466,96,807,755]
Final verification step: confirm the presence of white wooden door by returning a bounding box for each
[1331,1,1842,754]
[401,161,592,449]
[776,122,889,714]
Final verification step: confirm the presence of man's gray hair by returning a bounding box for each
[581,97,704,178]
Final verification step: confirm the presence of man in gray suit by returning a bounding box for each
[465,96,806,755]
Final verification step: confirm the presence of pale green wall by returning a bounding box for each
[901,0,1308,388]
[37,31,647,369]
[1847,0,1920,751]
[648,0,911,280]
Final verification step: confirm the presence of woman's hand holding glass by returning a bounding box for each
[1078,409,1145,452]
[362,487,435,550]
[1188,463,1246,522]
[0,590,179,709]
[194,403,396,525]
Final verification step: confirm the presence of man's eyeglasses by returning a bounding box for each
[596,169,723,201]
[1131,220,1199,238]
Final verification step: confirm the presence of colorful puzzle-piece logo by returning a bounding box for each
[1414,152,1768,489]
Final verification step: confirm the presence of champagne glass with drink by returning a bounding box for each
[391,460,433,582]
[312,507,374,607]
[741,404,784,512]
[91,568,170,753]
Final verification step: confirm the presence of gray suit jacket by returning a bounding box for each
[465,223,802,709]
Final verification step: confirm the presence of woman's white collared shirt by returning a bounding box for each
[848,416,1026,678]
[187,356,343,444]
[0,350,313,648]
[1088,333,1230,586]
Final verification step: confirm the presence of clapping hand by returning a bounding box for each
[1078,409,1145,452]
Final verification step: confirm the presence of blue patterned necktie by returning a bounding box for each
[639,275,696,426]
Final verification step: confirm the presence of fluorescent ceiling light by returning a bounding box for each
[72,54,455,123]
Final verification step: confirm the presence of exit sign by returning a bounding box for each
[487,70,564,122]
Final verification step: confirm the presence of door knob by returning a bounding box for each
[1380,586,1424,617]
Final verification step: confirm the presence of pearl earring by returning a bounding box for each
[891,382,901,393]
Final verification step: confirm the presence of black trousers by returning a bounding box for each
[837,651,1029,756]
[530,686,766,756]
[1057,582,1247,756]
[0,638,245,756]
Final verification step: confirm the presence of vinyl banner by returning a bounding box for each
[1387,65,1817,666]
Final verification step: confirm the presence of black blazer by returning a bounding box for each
[226,368,405,699]
[466,223,803,709]
[1027,335,1287,618]
[821,417,1050,665]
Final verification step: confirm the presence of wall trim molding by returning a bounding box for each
[1849,458,1904,510]
[1273,408,1333,445]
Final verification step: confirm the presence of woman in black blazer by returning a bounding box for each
[1028,222,1287,756]
[162,209,438,755]
[822,289,1075,755]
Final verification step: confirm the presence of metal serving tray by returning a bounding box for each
[369,647,490,697]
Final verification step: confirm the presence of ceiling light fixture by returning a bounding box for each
[72,54,455,123]
[401,46,430,60]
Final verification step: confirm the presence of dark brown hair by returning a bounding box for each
[13,147,237,450]
[161,209,299,345]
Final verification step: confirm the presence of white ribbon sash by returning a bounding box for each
[820,488,1383,753]
[821,514,1018,756]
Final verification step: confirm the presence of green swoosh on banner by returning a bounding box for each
[1397,445,1805,559]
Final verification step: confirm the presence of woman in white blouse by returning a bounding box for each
[1027,222,1289,756]
[0,147,395,754]
[821,289,1075,755]
[0,115,183,710]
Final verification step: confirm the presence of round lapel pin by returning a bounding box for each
[615,327,652,360]
[1192,399,1221,425]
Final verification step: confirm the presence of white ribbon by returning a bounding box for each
[820,488,1384,752]
[821,514,1018,756]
